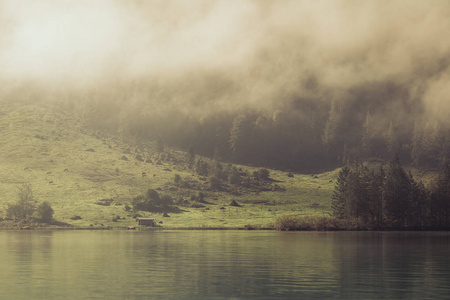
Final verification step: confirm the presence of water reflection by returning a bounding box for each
[0,231,449,299]
[333,232,450,299]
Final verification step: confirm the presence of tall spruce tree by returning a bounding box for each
[229,115,252,162]
[430,163,450,228]
[332,166,351,219]
[366,167,385,228]
[322,101,340,146]
[383,154,411,228]
[411,122,423,167]
[385,122,397,156]
[408,178,427,228]
[361,111,373,155]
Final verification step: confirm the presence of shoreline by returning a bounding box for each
[1,225,449,232]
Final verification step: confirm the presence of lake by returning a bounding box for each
[0,230,449,299]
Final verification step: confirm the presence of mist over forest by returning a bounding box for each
[1,0,450,171]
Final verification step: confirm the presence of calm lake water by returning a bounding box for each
[0,230,449,300]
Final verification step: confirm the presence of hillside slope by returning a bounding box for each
[0,102,336,228]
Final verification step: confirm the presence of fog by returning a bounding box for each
[1,0,450,122]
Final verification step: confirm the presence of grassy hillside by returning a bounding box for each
[0,102,337,229]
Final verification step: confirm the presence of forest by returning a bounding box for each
[9,79,447,174]
[332,156,450,230]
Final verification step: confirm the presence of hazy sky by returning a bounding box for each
[1,0,449,120]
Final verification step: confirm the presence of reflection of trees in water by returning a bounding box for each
[0,232,54,298]
[1,231,449,299]
[335,232,450,299]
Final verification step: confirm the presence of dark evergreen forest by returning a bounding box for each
[332,156,450,229]
[5,76,449,173]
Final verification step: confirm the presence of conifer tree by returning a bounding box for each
[361,111,373,154]
[421,122,440,166]
[383,154,411,228]
[366,167,385,228]
[430,163,450,228]
[322,101,340,146]
[332,166,351,219]
[187,145,196,168]
[229,115,251,162]
[411,122,423,167]
[385,122,397,155]
[408,178,427,228]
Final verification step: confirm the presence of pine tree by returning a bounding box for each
[229,115,251,162]
[322,101,340,146]
[366,167,385,228]
[430,163,450,228]
[439,135,450,164]
[331,166,350,219]
[411,122,423,167]
[187,145,196,168]
[385,122,397,156]
[383,154,411,228]
[361,111,373,154]
[421,122,440,166]
[408,178,427,228]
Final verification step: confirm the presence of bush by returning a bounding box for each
[146,189,160,204]
[228,167,241,185]
[160,194,173,206]
[195,159,209,176]
[174,174,182,186]
[36,201,54,223]
[274,215,349,231]
[253,168,270,180]
[132,189,174,211]
[209,176,221,190]
[131,195,150,211]
[197,192,206,203]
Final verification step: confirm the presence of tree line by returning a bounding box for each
[331,156,450,230]
[11,80,450,172]
[67,90,449,173]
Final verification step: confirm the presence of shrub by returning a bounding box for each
[209,176,221,190]
[228,167,241,185]
[274,215,349,231]
[253,168,270,180]
[36,201,54,223]
[131,195,150,211]
[132,189,175,211]
[146,189,160,204]
[195,159,209,176]
[197,192,206,203]
[174,174,182,186]
[160,194,173,206]
[212,161,224,179]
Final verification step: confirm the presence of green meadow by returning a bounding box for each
[0,102,339,229]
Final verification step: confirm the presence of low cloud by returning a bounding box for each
[0,0,449,122]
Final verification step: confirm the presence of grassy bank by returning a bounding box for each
[0,102,337,229]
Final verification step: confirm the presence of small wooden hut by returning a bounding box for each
[136,217,155,226]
